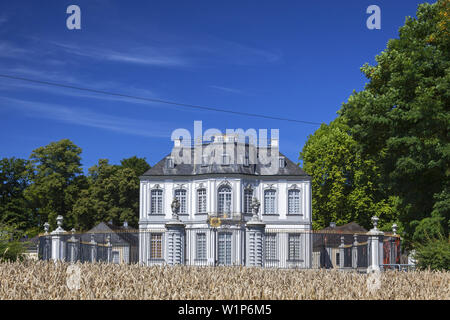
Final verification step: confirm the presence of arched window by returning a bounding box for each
[218,185,232,215]
[288,189,301,215]
[264,189,276,215]
[174,189,187,214]
[197,188,207,214]
[150,189,163,215]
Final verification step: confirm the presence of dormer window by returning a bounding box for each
[201,155,209,167]
[215,135,224,143]
[222,154,230,165]
[279,156,285,168]
[243,156,249,167]
[166,157,174,169]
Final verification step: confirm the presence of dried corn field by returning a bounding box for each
[0,260,448,300]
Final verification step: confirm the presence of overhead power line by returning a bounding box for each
[0,73,322,125]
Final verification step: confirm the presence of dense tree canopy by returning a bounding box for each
[24,139,86,230]
[0,158,34,232]
[0,139,151,233]
[301,1,449,249]
[339,0,449,243]
[300,118,398,230]
[72,159,142,231]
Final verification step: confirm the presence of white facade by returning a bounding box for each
[139,137,312,268]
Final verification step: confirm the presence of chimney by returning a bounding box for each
[270,138,279,148]
[329,222,336,228]
[123,220,128,229]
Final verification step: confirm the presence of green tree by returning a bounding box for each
[300,118,398,230]
[414,233,450,271]
[24,139,86,230]
[120,156,151,176]
[0,157,34,232]
[0,223,26,262]
[72,159,140,231]
[339,0,449,244]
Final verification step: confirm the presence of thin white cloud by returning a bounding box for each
[48,41,190,67]
[209,85,243,94]
[0,41,30,58]
[0,66,158,105]
[0,97,171,138]
[0,16,8,26]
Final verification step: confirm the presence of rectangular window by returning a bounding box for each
[288,189,301,215]
[288,234,301,261]
[112,251,120,264]
[196,233,207,260]
[218,233,232,265]
[150,189,163,214]
[175,189,187,214]
[264,189,276,215]
[265,233,277,260]
[244,189,253,214]
[197,189,207,214]
[150,233,162,259]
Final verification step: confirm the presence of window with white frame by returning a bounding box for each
[196,233,207,260]
[218,185,232,214]
[218,232,232,265]
[265,233,277,260]
[288,189,301,215]
[222,154,230,165]
[279,156,285,168]
[150,233,163,259]
[166,157,174,169]
[264,189,276,214]
[197,188,207,214]
[174,189,187,214]
[244,188,253,214]
[288,234,301,261]
[150,189,163,215]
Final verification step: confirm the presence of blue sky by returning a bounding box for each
[0,0,429,171]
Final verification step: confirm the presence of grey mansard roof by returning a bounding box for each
[140,142,310,179]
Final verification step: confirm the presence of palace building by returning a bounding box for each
[138,134,312,267]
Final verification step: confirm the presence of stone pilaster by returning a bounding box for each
[352,234,358,269]
[50,215,66,262]
[367,216,384,273]
[245,220,265,267]
[339,236,345,269]
[165,220,186,265]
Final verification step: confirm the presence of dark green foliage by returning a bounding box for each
[0,157,34,232]
[120,156,151,176]
[24,139,86,230]
[72,157,148,231]
[300,118,398,230]
[302,1,449,254]
[0,224,26,262]
[338,1,449,245]
[414,234,450,271]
